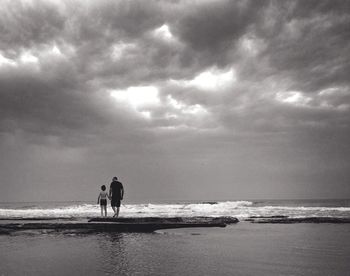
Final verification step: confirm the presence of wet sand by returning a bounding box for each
[1,222,350,275]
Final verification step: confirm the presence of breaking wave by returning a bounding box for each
[1,200,350,219]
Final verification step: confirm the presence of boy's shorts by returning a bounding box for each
[100,199,107,206]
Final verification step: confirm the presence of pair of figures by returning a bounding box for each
[97,176,124,217]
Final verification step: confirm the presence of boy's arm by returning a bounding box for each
[97,194,100,204]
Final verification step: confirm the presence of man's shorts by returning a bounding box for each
[111,198,121,207]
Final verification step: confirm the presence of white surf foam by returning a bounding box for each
[0,201,349,219]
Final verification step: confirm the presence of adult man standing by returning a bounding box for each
[109,176,124,218]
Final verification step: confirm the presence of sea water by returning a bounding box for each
[1,221,350,275]
[1,199,350,219]
[1,199,350,275]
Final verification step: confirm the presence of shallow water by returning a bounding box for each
[1,222,350,275]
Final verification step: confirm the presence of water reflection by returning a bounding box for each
[96,233,129,275]
[95,233,164,275]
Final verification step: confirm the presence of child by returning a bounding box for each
[97,185,109,217]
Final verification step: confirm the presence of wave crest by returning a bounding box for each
[0,200,349,219]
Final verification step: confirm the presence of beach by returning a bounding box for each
[1,199,350,275]
[1,222,350,275]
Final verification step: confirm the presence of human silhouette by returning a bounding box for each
[109,176,124,218]
[97,185,109,217]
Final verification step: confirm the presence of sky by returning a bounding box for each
[0,0,350,202]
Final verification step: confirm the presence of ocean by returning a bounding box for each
[1,199,350,219]
[1,199,350,275]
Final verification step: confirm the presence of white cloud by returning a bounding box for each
[183,104,207,115]
[166,95,208,116]
[20,51,39,64]
[140,111,152,119]
[167,95,185,110]
[276,88,350,112]
[110,86,160,109]
[170,67,236,91]
[318,87,348,96]
[0,53,16,67]
[0,45,67,71]
[153,24,173,40]
[51,45,62,56]
[0,50,39,70]
[275,91,312,106]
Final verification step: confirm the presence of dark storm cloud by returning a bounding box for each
[0,0,65,51]
[173,0,264,52]
[0,0,164,139]
[255,0,350,93]
[0,0,348,136]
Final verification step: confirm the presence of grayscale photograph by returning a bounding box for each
[0,0,350,275]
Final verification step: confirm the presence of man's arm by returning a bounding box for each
[109,185,112,198]
[121,185,124,200]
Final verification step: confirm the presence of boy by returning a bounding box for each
[97,185,109,217]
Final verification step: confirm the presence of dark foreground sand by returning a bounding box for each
[1,222,350,275]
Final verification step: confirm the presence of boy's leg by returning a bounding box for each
[104,205,107,216]
[100,205,103,217]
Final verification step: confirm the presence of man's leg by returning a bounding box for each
[115,207,120,218]
[111,205,116,216]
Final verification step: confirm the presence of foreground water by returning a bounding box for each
[1,199,350,219]
[1,222,350,275]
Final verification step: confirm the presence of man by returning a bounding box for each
[109,176,124,218]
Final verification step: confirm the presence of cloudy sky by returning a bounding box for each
[1,0,349,202]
